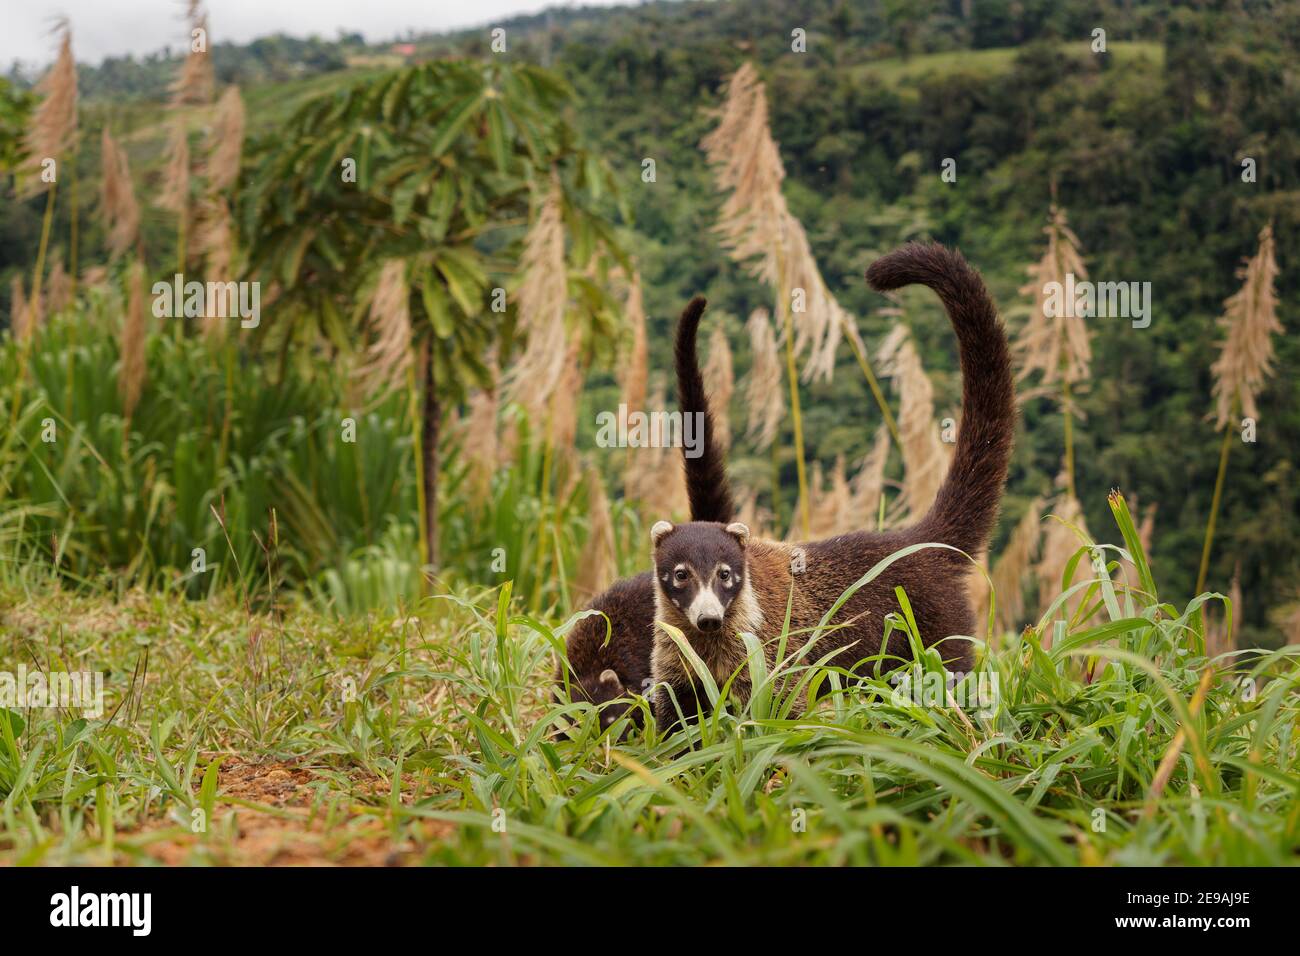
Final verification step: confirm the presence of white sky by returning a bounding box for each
[3,0,642,69]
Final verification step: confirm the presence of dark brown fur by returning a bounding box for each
[559,572,658,734]
[650,243,1016,730]
[675,296,734,523]
[556,297,735,733]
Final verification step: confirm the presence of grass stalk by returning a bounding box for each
[770,438,783,530]
[7,183,59,430]
[217,338,235,473]
[1062,379,1075,500]
[843,317,902,448]
[408,358,429,575]
[781,302,811,539]
[69,155,78,296]
[531,436,555,614]
[173,212,187,344]
[1195,420,1234,595]
[32,181,57,301]
[64,157,80,415]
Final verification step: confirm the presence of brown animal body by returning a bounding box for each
[649,243,1016,731]
[556,296,735,733]
[560,571,659,733]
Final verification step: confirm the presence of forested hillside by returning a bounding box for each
[2,0,1297,643]
[463,0,1300,644]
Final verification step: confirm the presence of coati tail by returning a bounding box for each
[675,295,736,523]
[865,243,1015,556]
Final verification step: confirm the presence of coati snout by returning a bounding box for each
[650,520,751,634]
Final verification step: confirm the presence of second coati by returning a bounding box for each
[556,296,735,733]
[648,243,1016,730]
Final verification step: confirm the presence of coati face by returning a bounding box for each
[564,668,654,734]
[585,669,630,732]
[650,521,750,634]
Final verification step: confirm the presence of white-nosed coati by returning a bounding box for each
[556,296,735,733]
[649,243,1016,731]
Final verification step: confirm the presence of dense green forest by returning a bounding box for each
[2,0,1297,644]
[468,0,1300,646]
[455,0,1264,648]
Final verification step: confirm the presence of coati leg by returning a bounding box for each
[650,676,703,738]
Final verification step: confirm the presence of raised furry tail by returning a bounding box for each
[865,243,1015,556]
[675,296,735,523]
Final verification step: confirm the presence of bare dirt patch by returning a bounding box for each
[136,759,453,866]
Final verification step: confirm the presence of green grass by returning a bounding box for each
[0,297,663,616]
[853,41,1164,92]
[1,304,422,604]
[1,492,1295,865]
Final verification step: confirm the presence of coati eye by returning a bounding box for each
[673,568,689,584]
[718,568,732,583]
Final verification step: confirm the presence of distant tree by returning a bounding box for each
[240,60,626,570]
[0,77,34,175]
[883,0,937,60]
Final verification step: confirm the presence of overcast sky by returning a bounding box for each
[4,1,641,69]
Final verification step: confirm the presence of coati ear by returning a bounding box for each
[650,520,674,546]
[598,669,623,693]
[725,522,750,547]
